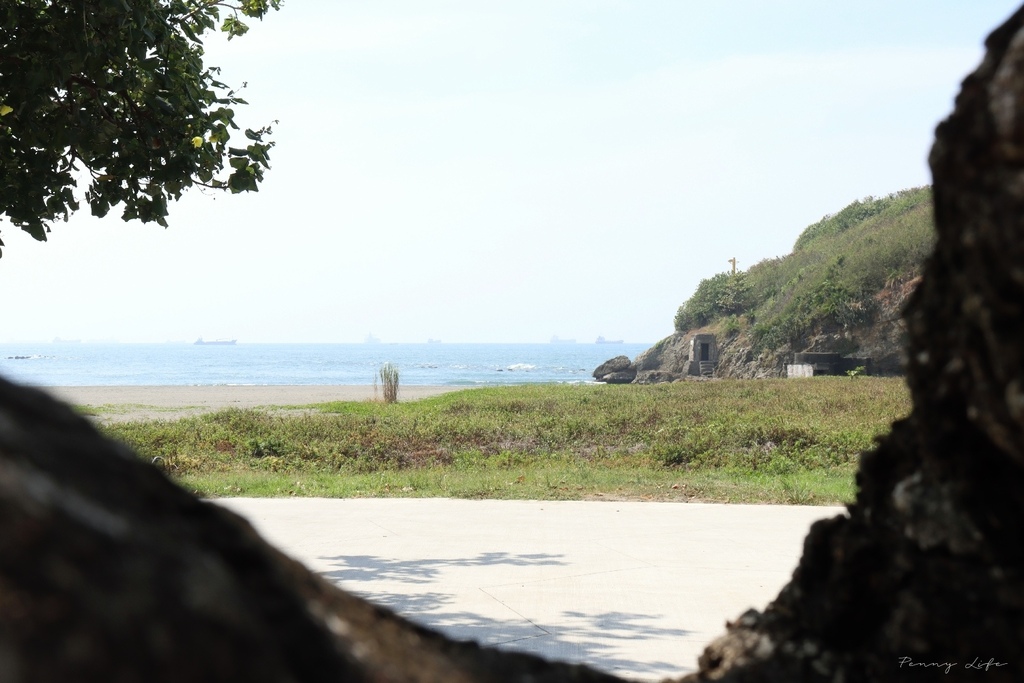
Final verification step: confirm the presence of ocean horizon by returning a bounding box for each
[0,342,653,387]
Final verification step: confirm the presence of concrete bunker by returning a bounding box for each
[687,333,719,377]
[787,352,872,377]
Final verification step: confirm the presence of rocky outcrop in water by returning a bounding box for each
[592,355,636,383]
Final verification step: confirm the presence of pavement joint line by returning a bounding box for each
[479,564,659,591]
[478,587,552,637]
[490,633,553,646]
[592,541,657,567]
[368,520,400,536]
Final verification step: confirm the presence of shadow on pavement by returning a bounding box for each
[359,591,693,680]
[318,552,693,680]
[320,551,568,584]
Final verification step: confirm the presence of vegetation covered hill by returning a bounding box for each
[665,187,935,377]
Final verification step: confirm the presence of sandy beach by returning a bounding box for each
[44,385,464,422]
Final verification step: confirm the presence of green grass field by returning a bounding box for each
[102,378,910,505]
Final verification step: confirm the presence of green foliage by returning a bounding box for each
[675,272,753,332]
[173,467,858,504]
[103,379,909,504]
[721,314,742,337]
[793,188,927,251]
[674,187,935,348]
[245,436,286,458]
[0,0,281,254]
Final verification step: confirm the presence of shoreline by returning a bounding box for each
[42,385,466,422]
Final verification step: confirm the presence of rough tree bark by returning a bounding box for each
[2,6,1024,683]
[0,377,623,683]
[678,8,1024,682]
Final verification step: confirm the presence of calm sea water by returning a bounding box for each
[0,343,650,387]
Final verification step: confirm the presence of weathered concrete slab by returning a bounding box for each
[218,498,844,681]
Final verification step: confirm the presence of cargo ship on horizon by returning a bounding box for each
[194,337,237,345]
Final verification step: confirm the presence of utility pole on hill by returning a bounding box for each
[728,257,737,275]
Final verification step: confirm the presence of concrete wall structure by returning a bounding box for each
[786,364,814,378]
[791,352,872,376]
[688,334,719,377]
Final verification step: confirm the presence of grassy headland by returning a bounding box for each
[674,187,934,354]
[102,379,909,505]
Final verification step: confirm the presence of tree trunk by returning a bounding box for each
[679,8,1024,682]
[3,7,1024,683]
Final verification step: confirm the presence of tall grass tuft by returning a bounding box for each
[379,362,400,404]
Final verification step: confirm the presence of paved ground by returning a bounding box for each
[218,498,845,681]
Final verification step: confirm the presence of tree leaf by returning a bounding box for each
[0,0,281,250]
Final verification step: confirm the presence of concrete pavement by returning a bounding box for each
[218,498,845,681]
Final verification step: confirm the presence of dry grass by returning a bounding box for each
[102,378,910,504]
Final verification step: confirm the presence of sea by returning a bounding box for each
[0,342,651,387]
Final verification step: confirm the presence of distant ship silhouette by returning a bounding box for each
[194,337,236,345]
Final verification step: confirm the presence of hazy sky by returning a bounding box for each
[2,1,1020,344]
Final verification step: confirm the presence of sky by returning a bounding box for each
[2,1,1022,344]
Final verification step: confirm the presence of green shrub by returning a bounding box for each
[245,437,285,458]
[721,315,742,337]
[675,272,753,332]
